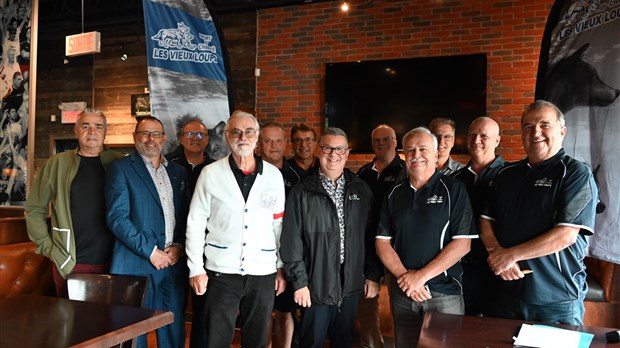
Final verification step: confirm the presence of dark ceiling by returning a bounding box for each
[38,0,339,35]
[36,0,339,69]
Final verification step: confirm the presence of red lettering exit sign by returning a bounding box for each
[65,31,101,57]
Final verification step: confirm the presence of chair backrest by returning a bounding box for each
[67,274,148,307]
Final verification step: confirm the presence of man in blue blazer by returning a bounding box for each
[106,116,188,348]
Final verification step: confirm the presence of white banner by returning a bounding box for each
[537,0,620,262]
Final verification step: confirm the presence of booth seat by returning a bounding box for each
[0,215,54,299]
[583,257,620,327]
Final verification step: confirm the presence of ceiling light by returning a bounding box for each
[341,1,349,11]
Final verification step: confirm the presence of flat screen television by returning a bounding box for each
[325,54,487,154]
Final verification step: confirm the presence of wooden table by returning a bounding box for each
[0,294,173,348]
[418,312,617,347]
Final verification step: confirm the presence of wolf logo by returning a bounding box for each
[543,43,619,113]
[561,0,606,25]
[151,22,197,50]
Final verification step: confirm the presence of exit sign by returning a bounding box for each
[65,31,101,57]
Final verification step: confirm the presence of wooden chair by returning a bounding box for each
[67,273,149,348]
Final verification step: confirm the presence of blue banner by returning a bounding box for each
[143,0,230,158]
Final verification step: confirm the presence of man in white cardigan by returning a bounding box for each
[185,110,286,348]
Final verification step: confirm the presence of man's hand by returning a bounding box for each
[364,279,380,299]
[189,274,209,295]
[487,246,518,275]
[397,270,432,302]
[294,286,312,308]
[497,264,527,281]
[150,248,173,270]
[275,268,287,296]
[164,244,183,266]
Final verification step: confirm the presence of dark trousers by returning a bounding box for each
[204,270,276,348]
[299,294,360,348]
[136,264,187,348]
[190,291,208,348]
[462,261,498,316]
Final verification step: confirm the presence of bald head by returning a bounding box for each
[467,117,500,165]
[371,124,397,162]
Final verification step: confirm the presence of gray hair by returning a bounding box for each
[402,127,438,151]
[226,110,260,131]
[76,108,107,129]
[522,100,565,127]
[320,127,348,143]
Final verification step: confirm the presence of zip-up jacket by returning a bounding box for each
[280,169,382,305]
[24,149,123,278]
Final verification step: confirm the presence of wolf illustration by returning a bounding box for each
[206,121,229,160]
[151,22,197,50]
[544,43,619,113]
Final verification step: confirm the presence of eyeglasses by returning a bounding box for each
[319,145,348,155]
[183,131,207,140]
[292,137,315,145]
[136,130,165,138]
[227,128,258,139]
[372,136,396,144]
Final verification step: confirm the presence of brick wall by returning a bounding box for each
[256,0,555,167]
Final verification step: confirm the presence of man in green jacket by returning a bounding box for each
[25,108,124,298]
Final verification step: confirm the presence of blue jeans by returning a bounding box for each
[203,270,276,348]
[389,278,464,348]
[495,293,585,325]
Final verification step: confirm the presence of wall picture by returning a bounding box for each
[131,93,151,116]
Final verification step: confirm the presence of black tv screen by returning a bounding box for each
[325,54,487,154]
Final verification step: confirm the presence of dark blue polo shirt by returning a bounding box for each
[482,149,597,305]
[280,159,300,198]
[377,171,475,295]
[357,155,406,231]
[451,156,505,262]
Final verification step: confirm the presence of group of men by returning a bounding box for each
[24,99,598,348]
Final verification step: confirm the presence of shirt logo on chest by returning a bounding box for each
[384,175,397,183]
[427,195,444,204]
[534,177,553,187]
[349,194,361,201]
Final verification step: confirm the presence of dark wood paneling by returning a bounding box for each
[33,11,258,176]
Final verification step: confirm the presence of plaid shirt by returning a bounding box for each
[141,154,175,247]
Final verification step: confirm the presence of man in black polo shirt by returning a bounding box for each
[480,100,598,325]
[356,124,404,348]
[257,122,300,348]
[376,127,474,347]
[451,117,504,316]
[287,123,320,178]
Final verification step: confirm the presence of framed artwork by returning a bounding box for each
[131,93,151,116]
[1,0,34,206]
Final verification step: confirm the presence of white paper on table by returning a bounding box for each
[512,323,581,348]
